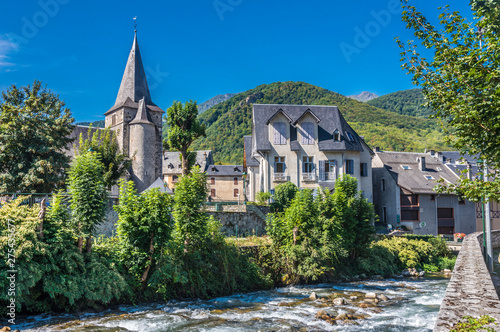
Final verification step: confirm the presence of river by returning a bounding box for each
[17,276,448,332]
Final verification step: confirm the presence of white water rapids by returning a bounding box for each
[17,276,448,331]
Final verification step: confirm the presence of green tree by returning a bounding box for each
[173,167,208,251]
[115,180,174,289]
[397,0,500,201]
[272,182,298,212]
[165,100,206,175]
[77,126,131,189]
[0,81,74,193]
[68,152,107,253]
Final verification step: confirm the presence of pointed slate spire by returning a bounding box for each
[130,97,153,125]
[114,31,152,106]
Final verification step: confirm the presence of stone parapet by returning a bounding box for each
[434,230,500,331]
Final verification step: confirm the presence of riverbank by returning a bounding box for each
[16,275,450,331]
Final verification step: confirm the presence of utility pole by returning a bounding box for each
[484,163,494,272]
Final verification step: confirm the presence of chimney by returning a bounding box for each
[437,151,443,161]
[374,146,381,152]
[466,162,472,180]
[446,158,452,164]
[418,156,426,171]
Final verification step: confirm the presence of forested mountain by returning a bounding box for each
[366,88,433,118]
[75,120,105,128]
[348,91,378,102]
[198,93,239,114]
[190,81,451,164]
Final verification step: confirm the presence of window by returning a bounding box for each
[345,159,354,175]
[401,165,411,170]
[346,132,355,142]
[402,210,419,221]
[112,114,116,126]
[234,177,238,185]
[319,160,337,180]
[172,175,178,183]
[210,189,216,197]
[333,129,341,142]
[234,188,239,197]
[431,194,435,201]
[273,122,287,145]
[303,156,314,173]
[381,179,386,191]
[211,177,215,185]
[424,175,434,180]
[274,156,285,173]
[360,163,368,177]
[382,207,387,224]
[401,193,419,206]
[301,122,314,145]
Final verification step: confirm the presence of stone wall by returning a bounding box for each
[206,205,270,237]
[434,230,500,331]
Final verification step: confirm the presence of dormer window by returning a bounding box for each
[346,132,355,142]
[401,165,411,170]
[211,166,217,172]
[168,163,174,169]
[234,166,240,172]
[195,163,200,167]
[301,122,314,145]
[333,130,341,142]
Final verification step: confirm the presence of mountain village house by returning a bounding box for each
[244,104,374,202]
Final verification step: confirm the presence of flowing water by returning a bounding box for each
[17,276,448,332]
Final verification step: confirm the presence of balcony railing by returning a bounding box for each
[320,173,337,181]
[273,172,288,182]
[302,173,317,181]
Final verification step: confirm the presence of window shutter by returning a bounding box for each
[319,160,325,180]
[280,123,286,144]
[274,123,280,144]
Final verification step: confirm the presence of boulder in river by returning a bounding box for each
[365,292,377,299]
[309,292,318,300]
[378,294,388,302]
[333,297,346,305]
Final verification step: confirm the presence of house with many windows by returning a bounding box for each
[372,150,477,237]
[244,104,374,201]
[207,165,244,202]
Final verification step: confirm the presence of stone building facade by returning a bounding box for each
[372,150,477,236]
[245,104,374,202]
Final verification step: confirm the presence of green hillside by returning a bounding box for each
[366,88,433,118]
[189,82,451,164]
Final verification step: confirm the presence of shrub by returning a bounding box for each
[256,191,271,205]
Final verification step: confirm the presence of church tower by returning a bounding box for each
[105,31,164,192]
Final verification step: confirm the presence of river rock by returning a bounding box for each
[419,271,426,277]
[333,297,346,305]
[0,327,11,332]
[402,268,418,276]
[316,310,337,325]
[309,292,318,300]
[359,273,367,279]
[335,312,347,320]
[365,292,377,299]
[350,296,358,301]
[373,275,383,280]
[443,269,452,273]
[378,294,388,302]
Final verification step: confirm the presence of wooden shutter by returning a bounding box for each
[279,123,286,144]
[319,160,325,180]
[273,123,280,144]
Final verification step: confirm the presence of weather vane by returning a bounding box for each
[133,16,137,32]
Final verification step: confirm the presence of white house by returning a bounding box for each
[244,104,374,201]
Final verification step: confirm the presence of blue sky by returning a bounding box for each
[0,0,472,122]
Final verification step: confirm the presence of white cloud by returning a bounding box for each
[0,35,20,69]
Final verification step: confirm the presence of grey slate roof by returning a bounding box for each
[162,150,213,174]
[252,104,365,152]
[105,32,164,115]
[206,165,243,176]
[376,151,460,194]
[244,136,260,167]
[440,151,480,165]
[143,177,173,194]
[130,98,153,125]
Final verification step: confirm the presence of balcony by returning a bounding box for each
[320,173,337,181]
[302,173,317,181]
[273,172,288,182]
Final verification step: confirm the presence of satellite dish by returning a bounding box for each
[420,221,426,228]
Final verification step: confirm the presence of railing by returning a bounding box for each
[302,173,317,181]
[319,173,337,181]
[273,173,288,182]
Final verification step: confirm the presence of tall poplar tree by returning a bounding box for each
[165,100,206,175]
[0,81,74,193]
